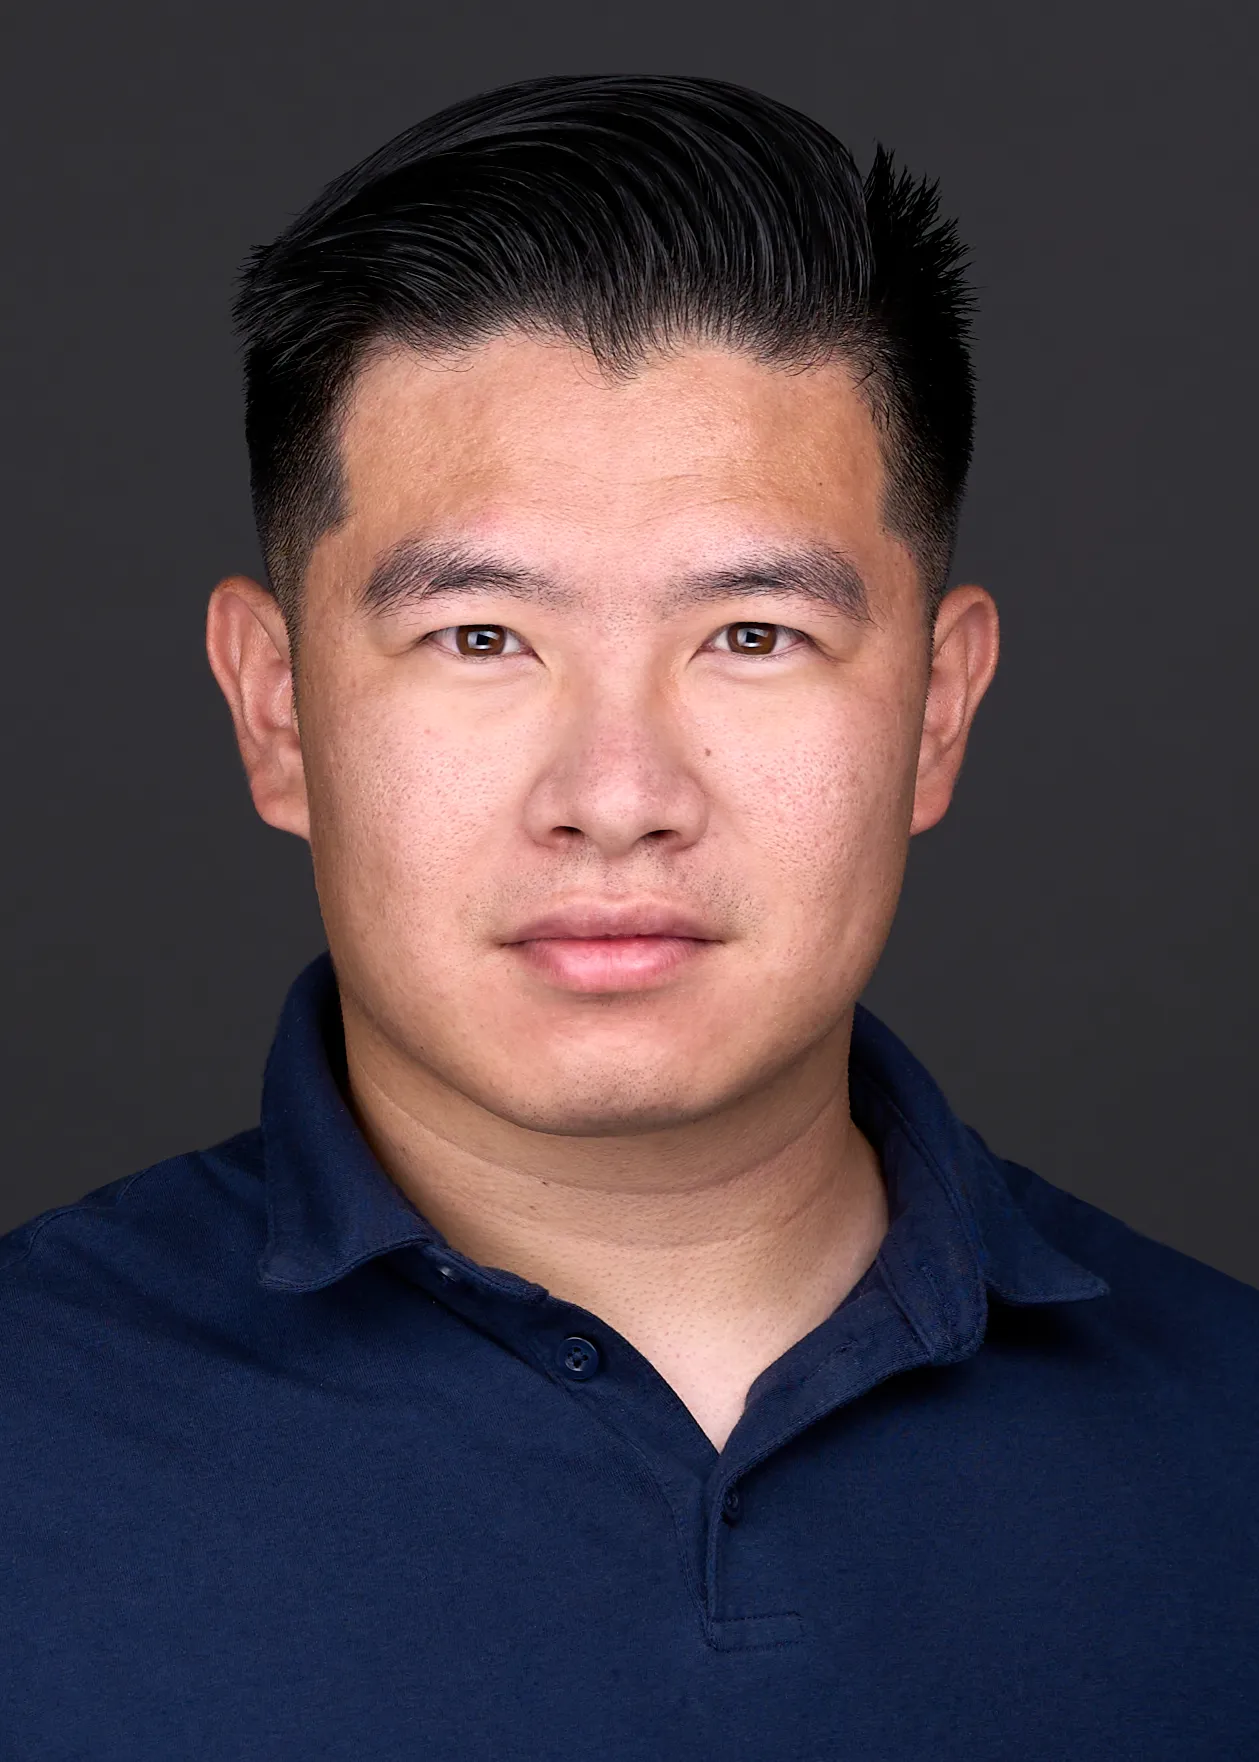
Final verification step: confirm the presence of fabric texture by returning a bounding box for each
[2,955,1256,1759]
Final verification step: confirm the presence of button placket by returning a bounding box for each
[705,1470,805,1651]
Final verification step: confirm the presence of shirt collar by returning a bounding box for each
[259,956,439,1291]
[846,1004,1107,1352]
[258,954,1107,1315]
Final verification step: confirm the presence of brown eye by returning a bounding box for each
[455,625,509,657]
[727,623,779,655]
[429,623,527,660]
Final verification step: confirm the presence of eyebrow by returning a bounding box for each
[357,537,871,623]
[662,547,871,623]
[358,540,573,615]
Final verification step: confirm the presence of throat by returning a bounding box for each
[551,1158,887,1451]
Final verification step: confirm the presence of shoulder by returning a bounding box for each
[0,1128,269,1322]
[1001,1156,1259,1378]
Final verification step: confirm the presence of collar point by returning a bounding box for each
[984,1265,1111,1307]
[257,1248,331,1294]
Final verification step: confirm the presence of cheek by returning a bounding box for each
[302,684,525,927]
[706,688,919,932]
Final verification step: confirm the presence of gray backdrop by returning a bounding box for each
[3,0,1255,1284]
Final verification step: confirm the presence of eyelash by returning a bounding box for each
[428,625,529,659]
[426,622,808,659]
[710,623,806,657]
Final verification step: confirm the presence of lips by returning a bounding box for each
[503,902,720,993]
[506,902,718,943]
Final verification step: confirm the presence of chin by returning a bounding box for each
[478,1067,725,1138]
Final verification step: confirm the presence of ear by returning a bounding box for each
[910,584,1000,835]
[206,577,310,841]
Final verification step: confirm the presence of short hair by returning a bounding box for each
[235,75,975,627]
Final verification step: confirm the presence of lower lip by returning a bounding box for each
[510,935,711,992]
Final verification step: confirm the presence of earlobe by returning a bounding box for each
[205,577,311,841]
[909,585,1000,836]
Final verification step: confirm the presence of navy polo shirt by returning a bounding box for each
[3,957,1258,1759]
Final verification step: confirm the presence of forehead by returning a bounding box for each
[321,334,898,588]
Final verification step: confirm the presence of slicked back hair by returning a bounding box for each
[235,75,975,629]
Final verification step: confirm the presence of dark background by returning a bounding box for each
[3,0,1255,1282]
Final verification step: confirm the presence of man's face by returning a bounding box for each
[214,335,994,1136]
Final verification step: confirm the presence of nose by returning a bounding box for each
[521,674,709,859]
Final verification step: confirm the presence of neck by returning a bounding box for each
[342,1005,888,1451]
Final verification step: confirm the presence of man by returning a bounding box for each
[2,73,1255,1760]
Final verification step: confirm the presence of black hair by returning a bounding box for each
[235,74,975,624]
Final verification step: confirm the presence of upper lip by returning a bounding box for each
[506,902,721,942]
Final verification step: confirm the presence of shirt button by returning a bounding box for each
[559,1336,600,1379]
[721,1487,743,1524]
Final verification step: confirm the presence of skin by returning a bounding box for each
[207,334,999,1449]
